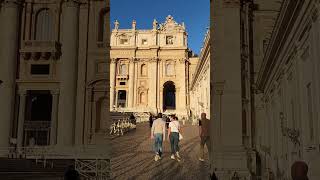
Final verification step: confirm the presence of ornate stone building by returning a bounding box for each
[210,0,320,179]
[190,30,210,119]
[110,15,192,118]
[0,0,111,162]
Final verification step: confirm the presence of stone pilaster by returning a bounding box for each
[211,0,251,178]
[0,0,21,155]
[128,58,135,108]
[57,0,79,146]
[50,90,59,145]
[110,58,117,110]
[17,89,27,149]
[178,59,187,116]
[149,58,158,113]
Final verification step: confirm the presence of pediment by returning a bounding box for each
[159,15,185,32]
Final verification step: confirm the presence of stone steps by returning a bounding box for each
[0,158,74,180]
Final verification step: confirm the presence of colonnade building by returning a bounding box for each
[190,30,210,119]
[210,0,320,179]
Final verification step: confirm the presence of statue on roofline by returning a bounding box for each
[114,20,119,30]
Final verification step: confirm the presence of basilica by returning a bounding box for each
[110,15,197,118]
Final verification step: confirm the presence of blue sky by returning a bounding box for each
[110,0,210,54]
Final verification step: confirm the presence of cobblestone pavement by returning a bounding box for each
[111,122,210,180]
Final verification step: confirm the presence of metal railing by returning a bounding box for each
[0,146,111,179]
[109,118,136,136]
[75,159,111,180]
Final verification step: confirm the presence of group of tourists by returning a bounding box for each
[150,112,211,163]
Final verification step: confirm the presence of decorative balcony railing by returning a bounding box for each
[20,40,62,60]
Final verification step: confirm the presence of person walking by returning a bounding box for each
[168,116,181,161]
[149,113,153,128]
[291,161,309,180]
[199,112,211,162]
[64,165,80,180]
[151,113,166,161]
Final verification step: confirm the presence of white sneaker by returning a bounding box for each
[154,155,159,161]
[176,152,181,159]
[170,155,175,160]
[199,158,204,162]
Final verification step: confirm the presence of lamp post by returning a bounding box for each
[280,112,300,146]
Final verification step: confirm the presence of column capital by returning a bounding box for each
[111,58,117,64]
[213,81,225,95]
[50,89,60,95]
[178,58,186,64]
[150,57,159,63]
[64,0,80,7]
[129,57,137,63]
[222,0,240,8]
[18,89,27,96]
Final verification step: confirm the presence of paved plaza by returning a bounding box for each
[111,122,210,180]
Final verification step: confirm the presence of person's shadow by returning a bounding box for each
[64,165,80,180]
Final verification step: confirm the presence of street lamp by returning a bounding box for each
[280,112,300,146]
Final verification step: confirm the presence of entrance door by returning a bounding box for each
[25,90,52,146]
[163,81,176,110]
[117,90,127,108]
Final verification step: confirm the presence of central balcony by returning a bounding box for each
[20,40,61,61]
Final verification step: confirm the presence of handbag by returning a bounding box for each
[179,133,183,140]
[171,121,183,140]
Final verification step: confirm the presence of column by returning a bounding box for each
[110,58,116,110]
[128,58,135,108]
[0,0,20,155]
[211,0,251,178]
[17,90,27,149]
[178,59,187,115]
[57,0,79,146]
[149,58,158,113]
[50,90,59,145]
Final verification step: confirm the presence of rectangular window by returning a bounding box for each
[166,36,173,45]
[120,38,129,45]
[306,83,314,140]
[31,64,50,75]
[142,39,148,45]
[120,82,126,85]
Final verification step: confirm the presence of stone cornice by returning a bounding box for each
[64,0,80,7]
[222,0,240,8]
[256,0,304,92]
[1,0,22,7]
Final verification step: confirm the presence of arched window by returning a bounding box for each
[141,64,147,76]
[98,9,108,42]
[119,64,127,75]
[35,9,54,41]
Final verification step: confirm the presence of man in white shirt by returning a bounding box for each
[151,113,166,161]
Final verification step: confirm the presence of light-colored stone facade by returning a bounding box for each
[190,30,210,120]
[110,15,192,118]
[0,0,111,157]
[255,0,320,179]
[210,0,320,179]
